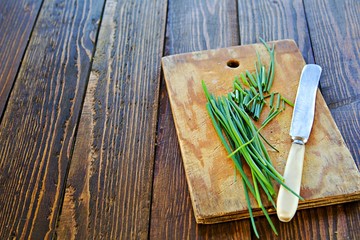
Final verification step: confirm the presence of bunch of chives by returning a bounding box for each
[203,82,301,238]
[235,38,276,121]
[202,39,301,238]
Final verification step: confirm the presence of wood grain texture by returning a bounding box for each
[303,0,360,167]
[236,0,360,239]
[0,0,104,239]
[151,86,251,240]
[0,0,357,239]
[237,0,314,64]
[254,201,360,239]
[0,0,43,119]
[55,0,167,239]
[150,0,251,239]
[162,40,360,224]
[165,0,239,55]
[300,0,360,238]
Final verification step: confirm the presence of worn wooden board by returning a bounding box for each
[149,1,251,239]
[161,40,360,224]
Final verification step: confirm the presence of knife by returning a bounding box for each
[276,64,322,222]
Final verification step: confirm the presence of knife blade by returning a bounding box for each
[277,64,322,222]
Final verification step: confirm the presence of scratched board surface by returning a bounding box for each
[161,40,360,224]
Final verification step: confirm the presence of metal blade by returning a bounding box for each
[290,64,322,143]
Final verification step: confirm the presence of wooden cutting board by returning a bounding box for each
[161,40,360,224]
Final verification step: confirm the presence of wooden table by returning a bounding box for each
[0,0,359,239]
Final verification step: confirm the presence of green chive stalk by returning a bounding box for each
[201,39,300,238]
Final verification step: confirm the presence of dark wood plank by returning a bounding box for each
[237,0,314,64]
[0,0,104,239]
[254,201,360,239]
[343,201,360,238]
[164,0,240,55]
[150,0,251,239]
[303,0,360,167]
[0,0,43,119]
[331,103,360,166]
[55,1,167,239]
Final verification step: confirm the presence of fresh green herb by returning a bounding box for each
[281,95,294,107]
[269,92,275,108]
[202,39,300,238]
[246,70,258,88]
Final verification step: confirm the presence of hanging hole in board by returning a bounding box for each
[227,59,240,68]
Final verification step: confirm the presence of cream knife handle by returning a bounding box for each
[277,142,305,222]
